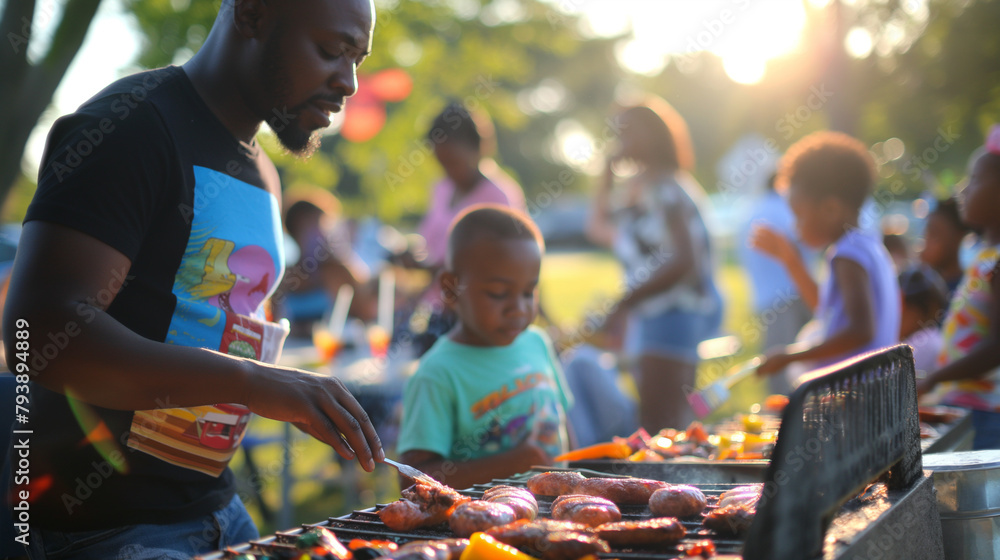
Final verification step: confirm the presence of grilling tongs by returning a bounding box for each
[383,457,438,485]
[687,355,763,418]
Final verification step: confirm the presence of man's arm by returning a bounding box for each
[4,221,383,470]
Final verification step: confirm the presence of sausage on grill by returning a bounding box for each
[595,517,687,546]
[486,519,609,560]
[550,494,621,527]
[483,485,538,521]
[574,477,669,505]
[703,503,756,536]
[649,485,707,518]
[448,501,517,537]
[378,479,471,531]
[525,471,586,496]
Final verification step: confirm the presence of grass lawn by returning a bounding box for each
[237,249,772,533]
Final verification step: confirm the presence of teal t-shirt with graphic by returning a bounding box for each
[397,326,572,461]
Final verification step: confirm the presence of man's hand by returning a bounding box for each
[243,363,384,471]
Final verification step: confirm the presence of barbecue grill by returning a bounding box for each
[195,345,943,560]
[196,468,748,559]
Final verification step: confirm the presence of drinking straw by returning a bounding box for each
[378,267,395,334]
[328,284,354,339]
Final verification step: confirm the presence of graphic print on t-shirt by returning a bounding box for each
[128,166,286,476]
[468,372,564,458]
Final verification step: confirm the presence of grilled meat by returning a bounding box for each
[486,519,609,560]
[526,471,586,496]
[718,492,760,509]
[486,518,594,539]
[649,485,707,518]
[482,485,538,521]
[378,478,471,531]
[550,494,622,527]
[703,503,756,536]
[595,517,687,546]
[383,538,468,560]
[401,477,469,508]
[574,476,668,505]
[717,484,762,509]
[448,501,517,537]
[377,499,427,532]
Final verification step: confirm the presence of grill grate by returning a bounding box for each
[198,469,748,559]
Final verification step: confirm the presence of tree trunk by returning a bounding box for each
[0,0,102,205]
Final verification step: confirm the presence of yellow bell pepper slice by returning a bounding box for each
[459,532,540,560]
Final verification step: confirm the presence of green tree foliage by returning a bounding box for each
[126,0,619,223]
[0,0,102,210]
[858,0,1000,194]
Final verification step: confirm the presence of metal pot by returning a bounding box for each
[923,450,1000,560]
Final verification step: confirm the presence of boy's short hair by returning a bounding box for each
[283,188,341,237]
[446,204,544,270]
[778,131,876,211]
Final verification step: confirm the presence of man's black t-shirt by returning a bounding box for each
[20,66,287,530]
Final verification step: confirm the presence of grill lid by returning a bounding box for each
[744,345,923,560]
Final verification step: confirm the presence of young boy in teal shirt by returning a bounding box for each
[397,204,572,489]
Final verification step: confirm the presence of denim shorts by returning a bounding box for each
[624,294,724,364]
[25,494,258,560]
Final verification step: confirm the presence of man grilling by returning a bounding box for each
[3,0,382,557]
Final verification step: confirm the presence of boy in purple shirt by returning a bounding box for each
[752,132,900,379]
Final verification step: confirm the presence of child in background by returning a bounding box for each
[918,125,1000,449]
[277,189,374,336]
[751,131,900,379]
[920,197,971,298]
[883,233,912,273]
[898,264,949,377]
[397,205,572,488]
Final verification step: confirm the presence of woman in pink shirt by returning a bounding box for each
[410,104,526,353]
[418,103,526,268]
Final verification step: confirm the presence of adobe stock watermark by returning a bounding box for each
[678,288,801,403]
[60,394,179,514]
[29,265,133,374]
[513,114,628,233]
[717,83,834,204]
[556,245,674,352]
[850,124,960,237]
[6,1,57,55]
[899,125,960,181]
[674,0,753,73]
[50,71,170,183]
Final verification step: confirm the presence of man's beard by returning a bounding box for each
[260,31,324,158]
[273,115,322,158]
